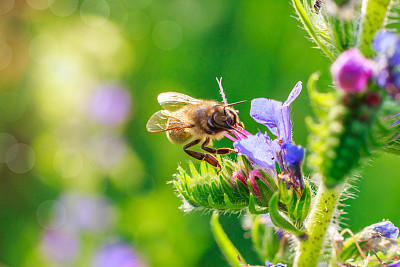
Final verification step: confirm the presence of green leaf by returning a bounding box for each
[211,212,247,267]
[269,192,306,237]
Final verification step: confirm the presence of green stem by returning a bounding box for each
[293,184,342,267]
[356,0,391,57]
[291,0,336,61]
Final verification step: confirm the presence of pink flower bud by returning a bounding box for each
[331,48,375,93]
[231,170,247,186]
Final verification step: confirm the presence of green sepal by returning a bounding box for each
[269,192,306,237]
[223,193,247,210]
[208,194,226,210]
[256,179,274,205]
[240,155,252,175]
[211,212,247,267]
[236,177,250,198]
[249,193,268,214]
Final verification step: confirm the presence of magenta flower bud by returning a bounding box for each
[231,170,247,186]
[249,169,263,200]
[331,48,375,93]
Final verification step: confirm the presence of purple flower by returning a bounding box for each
[233,82,305,192]
[88,84,131,126]
[250,81,302,142]
[374,221,399,239]
[94,240,143,267]
[373,31,399,56]
[234,132,276,168]
[331,48,375,93]
[372,31,400,100]
[234,82,302,167]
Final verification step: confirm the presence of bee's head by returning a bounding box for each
[209,104,244,131]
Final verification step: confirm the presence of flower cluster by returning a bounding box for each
[373,31,400,101]
[233,82,306,195]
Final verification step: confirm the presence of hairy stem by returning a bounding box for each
[291,0,335,61]
[293,184,342,267]
[357,0,391,57]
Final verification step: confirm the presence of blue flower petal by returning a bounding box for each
[233,132,275,168]
[283,142,305,165]
[283,81,302,107]
[374,221,399,239]
[250,98,282,137]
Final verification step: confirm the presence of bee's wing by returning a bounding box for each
[146,110,192,133]
[158,92,201,111]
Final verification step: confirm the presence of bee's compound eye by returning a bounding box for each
[226,116,232,125]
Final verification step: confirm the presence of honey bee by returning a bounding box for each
[146,92,246,170]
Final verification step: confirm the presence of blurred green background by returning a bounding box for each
[0,0,399,266]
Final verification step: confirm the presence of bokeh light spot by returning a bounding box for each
[0,41,12,70]
[80,0,110,28]
[29,34,59,65]
[5,143,36,174]
[59,192,116,232]
[36,200,67,230]
[124,10,151,41]
[41,229,80,265]
[0,91,25,122]
[153,20,183,51]
[87,84,131,126]
[0,133,17,163]
[94,239,145,267]
[26,0,50,10]
[0,0,14,15]
[89,134,128,170]
[124,0,151,10]
[49,0,78,17]
[53,148,84,178]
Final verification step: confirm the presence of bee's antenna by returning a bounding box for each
[216,77,228,106]
[226,100,247,107]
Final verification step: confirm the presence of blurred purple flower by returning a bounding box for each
[88,84,131,126]
[373,31,400,100]
[331,48,375,93]
[374,221,399,238]
[58,191,115,233]
[41,229,80,265]
[94,240,143,267]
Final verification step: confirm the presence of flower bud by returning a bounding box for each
[331,48,375,93]
[231,170,247,186]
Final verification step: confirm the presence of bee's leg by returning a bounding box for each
[183,139,221,170]
[201,138,237,155]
